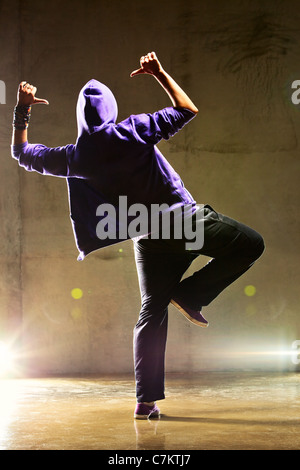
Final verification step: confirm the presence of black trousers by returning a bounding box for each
[133,205,265,403]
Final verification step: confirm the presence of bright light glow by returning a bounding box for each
[0,342,15,377]
[0,379,22,447]
[222,345,300,365]
[240,349,297,358]
[208,339,300,368]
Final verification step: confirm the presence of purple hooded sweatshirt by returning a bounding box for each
[12,79,197,260]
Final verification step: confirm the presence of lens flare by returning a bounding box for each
[244,285,256,297]
[71,288,83,300]
[71,306,82,321]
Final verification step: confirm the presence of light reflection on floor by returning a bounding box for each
[0,380,22,448]
[0,372,299,450]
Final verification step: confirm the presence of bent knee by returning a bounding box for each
[250,232,265,261]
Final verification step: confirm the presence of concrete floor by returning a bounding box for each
[0,372,299,450]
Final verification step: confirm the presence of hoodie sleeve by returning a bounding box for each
[129,106,196,145]
[11,142,75,177]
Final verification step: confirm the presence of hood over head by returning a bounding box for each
[76,79,118,137]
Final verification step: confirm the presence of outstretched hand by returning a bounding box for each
[130,52,163,78]
[17,81,49,106]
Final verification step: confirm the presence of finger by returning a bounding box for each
[33,97,49,105]
[130,68,145,77]
[19,82,30,94]
[19,81,27,91]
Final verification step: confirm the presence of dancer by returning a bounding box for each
[11,52,264,419]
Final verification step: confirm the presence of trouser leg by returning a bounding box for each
[133,241,192,403]
[173,207,265,309]
[133,206,264,402]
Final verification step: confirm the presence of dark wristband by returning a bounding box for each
[13,105,32,130]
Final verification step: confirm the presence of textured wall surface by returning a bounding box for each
[0,0,299,375]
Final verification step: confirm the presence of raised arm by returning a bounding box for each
[130,52,198,114]
[11,83,72,178]
[12,81,49,146]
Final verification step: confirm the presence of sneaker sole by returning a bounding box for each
[171,299,209,327]
[134,412,160,420]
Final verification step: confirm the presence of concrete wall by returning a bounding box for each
[0,0,299,375]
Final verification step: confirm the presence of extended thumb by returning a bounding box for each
[34,98,49,105]
[130,68,144,77]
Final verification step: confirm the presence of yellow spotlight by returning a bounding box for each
[244,285,256,297]
[71,288,83,300]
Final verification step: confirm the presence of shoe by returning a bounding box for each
[134,403,161,420]
[171,297,209,327]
